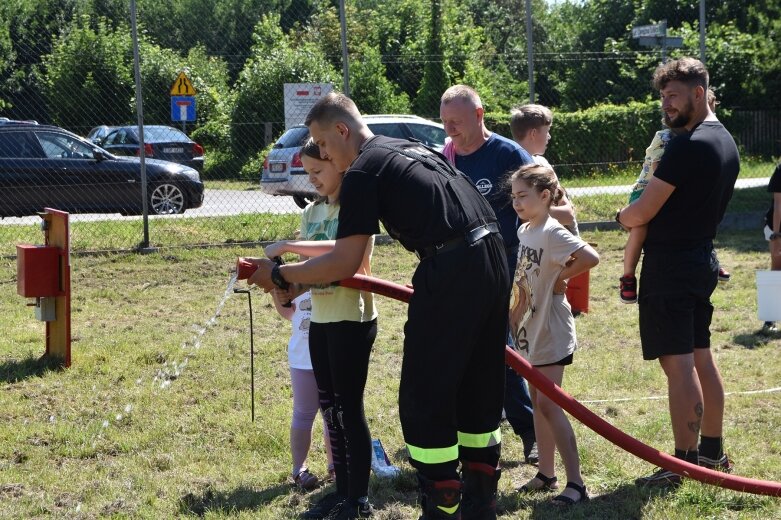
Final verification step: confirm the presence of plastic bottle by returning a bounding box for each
[371,438,401,478]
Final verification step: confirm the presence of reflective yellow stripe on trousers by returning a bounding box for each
[457,427,502,448]
[406,443,459,465]
[406,428,501,465]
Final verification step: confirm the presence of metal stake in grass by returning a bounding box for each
[233,288,255,422]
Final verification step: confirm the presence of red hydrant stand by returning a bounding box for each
[27,209,71,367]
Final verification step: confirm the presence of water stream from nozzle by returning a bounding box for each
[90,270,241,449]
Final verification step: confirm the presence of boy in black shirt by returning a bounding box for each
[249,93,510,519]
[617,57,739,487]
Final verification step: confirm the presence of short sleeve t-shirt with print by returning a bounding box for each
[300,201,377,324]
[335,136,498,253]
[509,215,588,366]
[455,133,533,249]
[645,121,740,249]
[287,292,313,370]
[766,163,781,230]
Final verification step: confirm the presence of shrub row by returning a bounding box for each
[485,101,662,176]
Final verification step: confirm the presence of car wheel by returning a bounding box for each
[292,194,315,209]
[149,183,187,215]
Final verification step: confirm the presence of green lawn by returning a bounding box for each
[0,230,779,518]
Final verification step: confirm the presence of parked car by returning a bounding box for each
[261,115,447,208]
[86,125,116,145]
[100,125,204,172]
[0,121,204,217]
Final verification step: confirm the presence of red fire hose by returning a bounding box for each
[339,273,781,497]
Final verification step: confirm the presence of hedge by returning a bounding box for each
[484,100,750,178]
[484,101,664,177]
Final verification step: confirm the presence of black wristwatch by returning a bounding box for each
[770,232,781,241]
[270,263,290,290]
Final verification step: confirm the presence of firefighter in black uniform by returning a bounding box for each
[249,93,510,520]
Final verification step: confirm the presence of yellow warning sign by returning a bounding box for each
[170,72,196,96]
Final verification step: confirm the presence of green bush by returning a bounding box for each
[238,142,274,182]
[485,101,663,177]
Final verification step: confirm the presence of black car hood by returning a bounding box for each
[113,155,195,174]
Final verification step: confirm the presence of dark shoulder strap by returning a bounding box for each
[361,139,461,179]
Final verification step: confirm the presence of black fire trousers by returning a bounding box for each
[400,233,510,481]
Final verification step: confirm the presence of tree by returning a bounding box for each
[232,13,337,161]
[414,0,448,117]
[350,44,411,114]
[42,17,135,132]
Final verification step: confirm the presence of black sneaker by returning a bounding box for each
[762,321,778,334]
[302,492,345,519]
[619,275,638,304]
[326,499,373,520]
[635,467,682,488]
[699,453,734,473]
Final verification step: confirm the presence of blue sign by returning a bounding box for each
[171,96,196,122]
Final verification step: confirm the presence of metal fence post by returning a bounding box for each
[525,0,534,103]
[130,0,149,249]
[699,0,706,64]
[339,0,350,97]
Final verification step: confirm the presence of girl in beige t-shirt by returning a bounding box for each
[509,164,599,506]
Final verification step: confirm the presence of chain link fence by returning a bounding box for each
[0,0,777,255]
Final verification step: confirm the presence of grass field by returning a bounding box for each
[0,230,780,519]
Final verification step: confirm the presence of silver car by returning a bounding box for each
[261,115,447,208]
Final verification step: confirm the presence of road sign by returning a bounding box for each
[171,96,196,122]
[638,37,683,48]
[170,72,196,96]
[283,83,334,129]
[632,24,666,39]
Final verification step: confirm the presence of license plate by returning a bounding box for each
[270,163,286,173]
[163,147,184,153]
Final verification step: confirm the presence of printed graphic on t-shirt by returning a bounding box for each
[304,217,338,241]
[510,245,542,354]
[298,296,311,332]
[474,178,493,195]
[299,317,310,332]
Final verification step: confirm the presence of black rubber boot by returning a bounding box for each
[417,474,462,520]
[460,462,500,520]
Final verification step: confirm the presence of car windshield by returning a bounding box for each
[366,123,408,140]
[407,124,447,148]
[275,127,310,148]
[140,126,190,142]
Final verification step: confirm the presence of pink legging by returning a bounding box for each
[290,367,333,477]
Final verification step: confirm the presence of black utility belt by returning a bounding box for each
[416,222,499,260]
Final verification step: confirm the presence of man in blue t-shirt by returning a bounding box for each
[440,85,539,465]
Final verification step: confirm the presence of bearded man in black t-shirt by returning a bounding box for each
[617,57,739,488]
[249,92,510,519]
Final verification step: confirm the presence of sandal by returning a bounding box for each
[293,469,320,491]
[519,471,558,493]
[551,481,589,506]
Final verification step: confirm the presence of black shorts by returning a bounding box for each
[534,353,574,367]
[638,244,718,360]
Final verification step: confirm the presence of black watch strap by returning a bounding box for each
[271,263,290,290]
